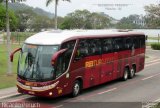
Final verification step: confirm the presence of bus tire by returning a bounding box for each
[129,66,136,79]
[122,68,129,81]
[72,80,81,97]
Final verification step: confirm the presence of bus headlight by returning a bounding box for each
[49,92,53,96]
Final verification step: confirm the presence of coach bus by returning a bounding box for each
[10,30,146,98]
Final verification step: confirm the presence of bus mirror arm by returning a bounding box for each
[145,35,148,40]
[51,48,68,66]
[10,48,22,62]
[74,57,81,62]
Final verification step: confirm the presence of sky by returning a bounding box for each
[22,0,159,20]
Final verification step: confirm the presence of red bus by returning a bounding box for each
[11,30,146,97]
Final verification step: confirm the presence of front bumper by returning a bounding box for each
[17,81,60,98]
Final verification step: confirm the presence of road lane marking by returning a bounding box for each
[0,93,20,100]
[98,88,117,95]
[66,92,99,102]
[67,88,117,102]
[9,97,29,102]
[146,59,160,64]
[141,73,160,81]
[54,105,63,108]
[141,76,154,80]
[145,62,160,67]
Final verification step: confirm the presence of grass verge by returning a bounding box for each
[151,43,160,50]
[0,74,17,89]
[148,37,160,40]
[0,44,21,89]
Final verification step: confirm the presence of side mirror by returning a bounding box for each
[145,35,148,40]
[74,50,81,61]
[51,48,68,66]
[10,48,21,62]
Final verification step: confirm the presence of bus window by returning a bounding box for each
[113,38,124,52]
[140,36,145,48]
[61,41,75,50]
[133,37,140,49]
[102,38,113,54]
[125,37,133,50]
[88,39,101,56]
[95,39,102,55]
[75,40,89,60]
[56,40,76,77]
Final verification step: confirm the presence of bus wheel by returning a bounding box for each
[129,66,135,79]
[122,68,129,81]
[72,80,81,97]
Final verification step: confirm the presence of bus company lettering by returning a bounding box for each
[85,57,115,68]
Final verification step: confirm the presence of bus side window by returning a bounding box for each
[61,41,75,50]
[75,40,89,61]
[56,40,76,77]
[113,39,118,52]
[102,38,112,54]
[113,38,124,52]
[140,35,145,48]
[133,37,140,49]
[95,39,102,55]
[125,37,133,50]
[88,39,101,56]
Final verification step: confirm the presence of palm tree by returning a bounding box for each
[6,0,12,76]
[0,0,25,75]
[46,0,70,30]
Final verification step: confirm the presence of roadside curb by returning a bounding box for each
[146,46,151,49]
[0,87,22,100]
[0,93,22,100]
[145,56,157,63]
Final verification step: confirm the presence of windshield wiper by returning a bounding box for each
[18,74,26,80]
[36,61,44,82]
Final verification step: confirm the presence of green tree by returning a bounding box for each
[145,4,160,28]
[71,9,91,29]
[30,15,54,32]
[16,9,55,32]
[116,15,142,29]
[60,10,111,29]
[59,16,73,29]
[46,0,70,30]
[16,9,37,32]
[57,16,64,28]
[0,4,18,31]
[89,12,111,29]
[0,0,25,75]
[60,10,91,29]
[0,4,7,30]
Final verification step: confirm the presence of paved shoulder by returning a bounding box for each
[0,87,20,99]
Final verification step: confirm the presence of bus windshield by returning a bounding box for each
[18,44,59,82]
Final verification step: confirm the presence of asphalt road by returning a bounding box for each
[0,48,160,108]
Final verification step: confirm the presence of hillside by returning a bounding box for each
[2,2,54,19]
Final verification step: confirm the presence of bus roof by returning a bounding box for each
[25,30,144,45]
